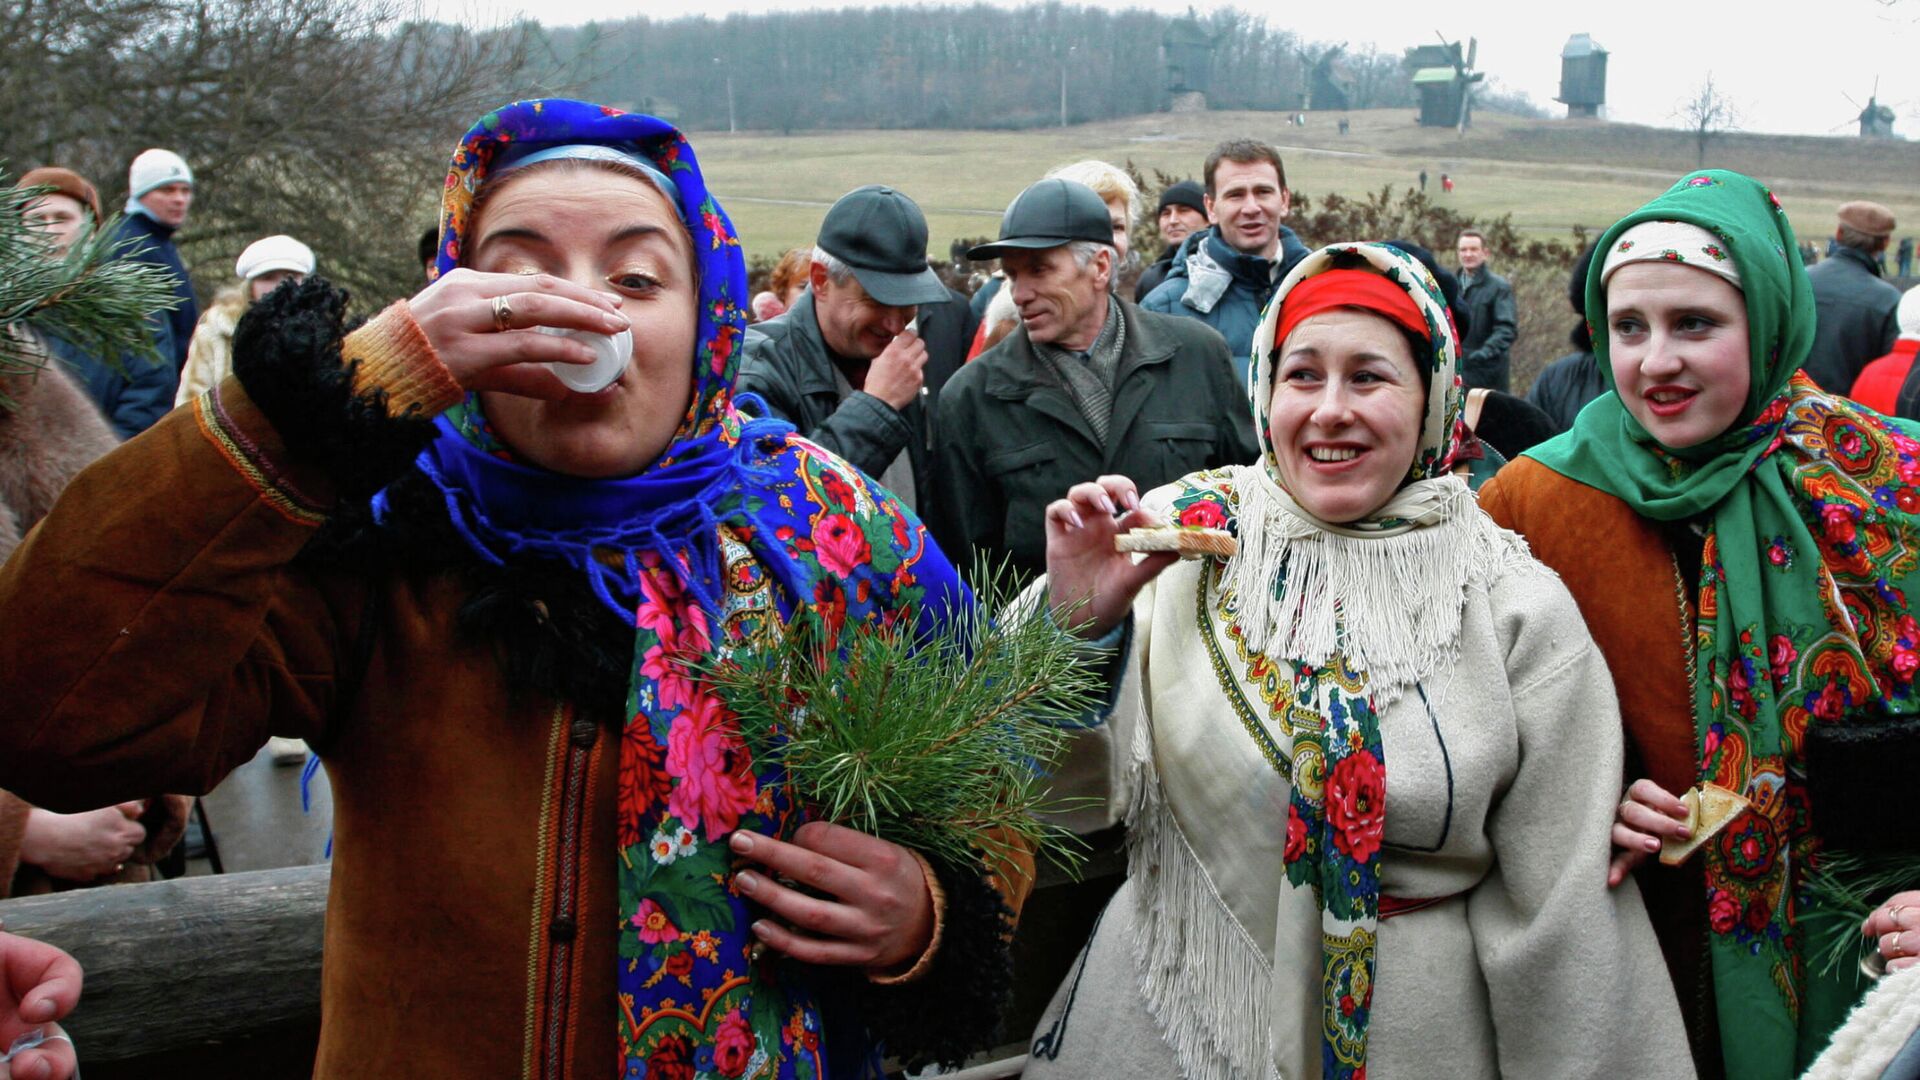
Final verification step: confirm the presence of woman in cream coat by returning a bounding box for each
[1023,242,1692,1079]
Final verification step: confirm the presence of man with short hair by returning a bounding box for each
[1808,201,1902,393]
[738,185,964,540]
[111,148,198,376]
[939,178,1257,579]
[20,166,176,437]
[1455,229,1519,392]
[1133,180,1207,302]
[1141,139,1310,382]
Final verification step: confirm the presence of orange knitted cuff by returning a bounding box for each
[344,301,463,418]
[866,849,947,986]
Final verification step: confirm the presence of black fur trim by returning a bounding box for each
[297,470,633,726]
[859,853,1018,1070]
[232,276,438,503]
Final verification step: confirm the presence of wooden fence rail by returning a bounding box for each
[0,865,329,1063]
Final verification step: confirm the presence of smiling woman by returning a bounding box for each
[0,99,1029,1078]
[1026,242,1693,1079]
[1479,170,1920,1079]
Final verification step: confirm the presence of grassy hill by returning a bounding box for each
[695,108,1920,261]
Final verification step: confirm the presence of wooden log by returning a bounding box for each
[0,865,328,1063]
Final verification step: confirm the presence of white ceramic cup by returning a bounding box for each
[539,325,633,393]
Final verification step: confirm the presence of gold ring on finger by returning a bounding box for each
[491,294,514,333]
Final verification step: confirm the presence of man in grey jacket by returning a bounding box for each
[938,179,1256,580]
[1807,201,1901,394]
[738,185,961,542]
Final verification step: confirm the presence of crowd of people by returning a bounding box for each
[3,99,1920,1080]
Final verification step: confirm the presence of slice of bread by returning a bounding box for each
[1659,783,1750,867]
[1113,526,1238,560]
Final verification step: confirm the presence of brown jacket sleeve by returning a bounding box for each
[0,792,29,897]
[0,302,459,812]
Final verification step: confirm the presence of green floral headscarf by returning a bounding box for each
[1530,170,1920,1076]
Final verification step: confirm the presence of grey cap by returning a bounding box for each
[967,179,1114,261]
[816,185,950,307]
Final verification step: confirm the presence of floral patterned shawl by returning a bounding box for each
[1529,170,1920,1077]
[422,100,965,1080]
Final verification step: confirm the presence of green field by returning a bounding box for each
[694,108,1920,261]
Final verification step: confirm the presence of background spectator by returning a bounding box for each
[1133,179,1206,302]
[176,234,316,406]
[111,148,198,377]
[1455,228,1519,392]
[1806,200,1901,393]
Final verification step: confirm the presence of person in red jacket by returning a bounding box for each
[1850,283,1920,414]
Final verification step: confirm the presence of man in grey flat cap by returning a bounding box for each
[740,185,967,537]
[1807,200,1901,393]
[936,178,1256,580]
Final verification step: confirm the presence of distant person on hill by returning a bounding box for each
[1527,240,1608,431]
[1455,229,1519,392]
[1419,168,1429,192]
[1133,180,1207,302]
[1806,200,1901,392]
[1857,284,1920,415]
[1442,172,1454,194]
[1141,138,1310,382]
[1899,236,1913,279]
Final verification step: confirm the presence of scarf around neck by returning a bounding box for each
[1528,169,1920,1078]
[1161,242,1521,1080]
[415,99,966,1079]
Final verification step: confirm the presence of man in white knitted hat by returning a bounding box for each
[176,235,316,407]
[110,148,199,382]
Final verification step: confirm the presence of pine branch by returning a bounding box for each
[1805,850,1920,978]
[0,171,181,409]
[706,560,1098,877]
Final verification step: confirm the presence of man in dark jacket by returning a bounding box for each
[939,178,1257,580]
[1526,240,1606,432]
[737,185,959,540]
[1141,140,1310,384]
[1133,180,1208,303]
[1807,201,1901,393]
[110,148,197,388]
[1455,229,1518,393]
[21,166,176,438]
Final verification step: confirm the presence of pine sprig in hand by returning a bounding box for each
[1,172,180,407]
[706,564,1097,877]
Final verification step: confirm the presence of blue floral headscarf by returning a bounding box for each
[410,99,965,1080]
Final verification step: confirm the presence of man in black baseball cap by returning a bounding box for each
[935,179,1257,579]
[740,185,969,538]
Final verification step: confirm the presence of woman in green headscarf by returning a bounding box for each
[1480,170,1920,1079]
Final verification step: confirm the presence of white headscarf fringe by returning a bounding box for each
[1123,676,1282,1080]
[1217,465,1534,707]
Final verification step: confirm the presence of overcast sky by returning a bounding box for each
[431,0,1920,138]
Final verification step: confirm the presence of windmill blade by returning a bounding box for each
[1843,91,1863,111]
[1466,37,1478,72]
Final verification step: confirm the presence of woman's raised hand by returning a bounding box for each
[1607,778,1691,887]
[1044,476,1179,641]
[409,269,630,400]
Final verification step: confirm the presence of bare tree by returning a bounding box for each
[1679,73,1740,169]
[1,0,545,309]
